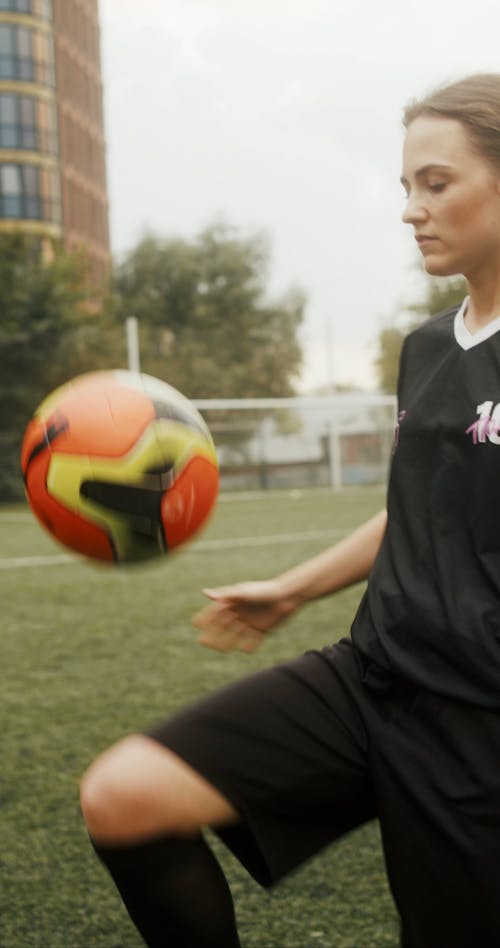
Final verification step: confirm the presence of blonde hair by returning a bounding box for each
[403,74,500,171]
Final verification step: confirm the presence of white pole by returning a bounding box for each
[325,319,334,393]
[126,317,140,373]
[328,419,342,491]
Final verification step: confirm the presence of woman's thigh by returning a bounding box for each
[148,639,377,885]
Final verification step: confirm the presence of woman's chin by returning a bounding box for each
[423,256,460,278]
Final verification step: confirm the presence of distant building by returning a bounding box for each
[0,0,110,278]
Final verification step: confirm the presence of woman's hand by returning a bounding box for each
[192,580,300,653]
[192,510,387,654]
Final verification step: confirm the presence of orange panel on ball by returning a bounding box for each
[24,451,115,562]
[41,376,155,458]
[160,456,219,549]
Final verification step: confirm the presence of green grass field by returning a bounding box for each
[1,488,399,948]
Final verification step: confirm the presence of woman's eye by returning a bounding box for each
[429,182,446,193]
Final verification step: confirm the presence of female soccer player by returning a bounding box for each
[80,73,500,947]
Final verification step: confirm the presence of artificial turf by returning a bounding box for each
[1,488,398,947]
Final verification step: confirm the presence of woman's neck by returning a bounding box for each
[464,275,500,333]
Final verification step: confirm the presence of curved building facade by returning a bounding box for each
[0,0,109,278]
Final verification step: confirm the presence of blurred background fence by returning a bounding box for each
[196,394,397,492]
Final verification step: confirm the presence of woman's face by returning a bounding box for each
[401,115,500,281]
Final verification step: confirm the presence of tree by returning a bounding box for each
[113,224,305,398]
[375,273,466,393]
[374,325,407,397]
[0,234,116,500]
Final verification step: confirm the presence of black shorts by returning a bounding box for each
[148,638,500,948]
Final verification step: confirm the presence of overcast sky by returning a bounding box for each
[98,0,500,391]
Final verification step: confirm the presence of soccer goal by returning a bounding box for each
[193,395,397,493]
[125,317,397,493]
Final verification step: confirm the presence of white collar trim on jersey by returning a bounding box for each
[454,296,500,350]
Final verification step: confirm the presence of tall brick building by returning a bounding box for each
[0,0,110,278]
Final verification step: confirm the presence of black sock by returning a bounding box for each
[91,833,241,948]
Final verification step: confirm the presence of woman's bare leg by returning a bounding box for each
[80,735,241,948]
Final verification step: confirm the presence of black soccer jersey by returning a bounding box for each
[352,300,500,707]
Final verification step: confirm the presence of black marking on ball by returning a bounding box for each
[80,464,175,547]
[23,413,69,480]
[152,399,206,436]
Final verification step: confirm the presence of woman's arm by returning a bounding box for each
[192,509,387,653]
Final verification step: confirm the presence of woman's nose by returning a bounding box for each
[402,192,429,225]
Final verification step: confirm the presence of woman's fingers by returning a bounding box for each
[195,607,266,653]
[192,580,286,652]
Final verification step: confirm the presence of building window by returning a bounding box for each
[0,92,57,152]
[0,161,60,221]
[0,0,52,18]
[0,0,30,11]
[0,23,54,84]
[0,163,21,215]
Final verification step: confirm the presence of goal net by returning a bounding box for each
[194,394,397,493]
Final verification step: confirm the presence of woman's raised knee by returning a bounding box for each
[80,734,238,844]
[80,734,159,842]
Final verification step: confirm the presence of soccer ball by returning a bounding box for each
[20,370,219,564]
